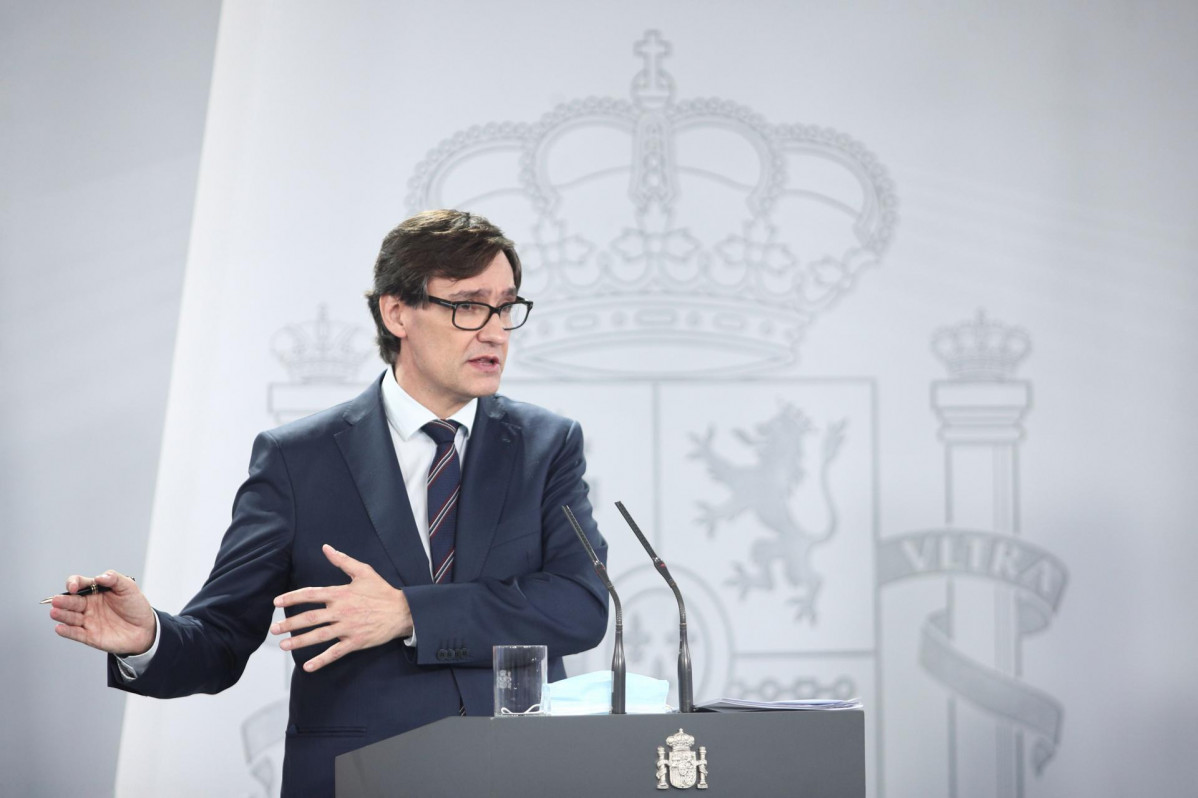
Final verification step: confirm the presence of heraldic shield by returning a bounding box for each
[671,747,697,790]
[656,729,709,790]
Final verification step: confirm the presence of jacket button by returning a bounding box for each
[436,649,447,661]
[457,648,468,659]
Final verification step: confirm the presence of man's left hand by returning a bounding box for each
[271,544,414,673]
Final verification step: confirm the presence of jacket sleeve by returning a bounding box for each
[109,431,295,697]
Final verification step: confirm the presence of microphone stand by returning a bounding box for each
[562,505,625,714]
[614,500,694,713]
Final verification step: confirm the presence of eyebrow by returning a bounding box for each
[444,287,518,302]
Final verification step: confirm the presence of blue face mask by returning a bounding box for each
[547,670,672,715]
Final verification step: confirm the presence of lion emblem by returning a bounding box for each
[689,403,845,622]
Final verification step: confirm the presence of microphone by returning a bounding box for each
[562,504,625,715]
[614,500,694,713]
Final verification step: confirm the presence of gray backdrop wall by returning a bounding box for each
[2,2,220,796]
[3,3,1196,797]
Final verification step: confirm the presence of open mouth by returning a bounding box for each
[468,355,501,370]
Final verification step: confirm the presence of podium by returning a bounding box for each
[336,710,865,796]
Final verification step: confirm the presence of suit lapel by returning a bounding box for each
[454,395,519,582]
[334,377,433,588]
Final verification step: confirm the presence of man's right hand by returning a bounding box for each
[48,570,156,656]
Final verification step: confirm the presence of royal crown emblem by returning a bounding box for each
[406,30,898,377]
[655,728,709,790]
[267,305,374,424]
[932,310,1031,381]
[271,304,373,383]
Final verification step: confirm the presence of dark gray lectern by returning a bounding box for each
[336,711,865,797]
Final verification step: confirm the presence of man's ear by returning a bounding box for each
[378,295,408,340]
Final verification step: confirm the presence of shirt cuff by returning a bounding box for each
[114,610,161,681]
[404,610,419,647]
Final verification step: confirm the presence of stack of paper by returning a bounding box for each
[697,697,862,712]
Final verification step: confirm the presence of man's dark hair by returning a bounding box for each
[366,209,522,364]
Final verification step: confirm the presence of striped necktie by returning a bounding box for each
[422,419,462,584]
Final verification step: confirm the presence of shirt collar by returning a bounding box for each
[380,368,476,441]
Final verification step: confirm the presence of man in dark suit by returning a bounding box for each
[47,209,609,796]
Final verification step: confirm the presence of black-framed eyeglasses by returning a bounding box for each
[425,295,534,331]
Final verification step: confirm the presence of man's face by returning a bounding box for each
[383,252,516,418]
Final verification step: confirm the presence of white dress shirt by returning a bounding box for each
[379,367,475,572]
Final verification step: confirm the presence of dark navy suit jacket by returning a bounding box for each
[110,375,609,796]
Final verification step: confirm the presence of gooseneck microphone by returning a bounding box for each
[614,500,694,713]
[562,505,625,714]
